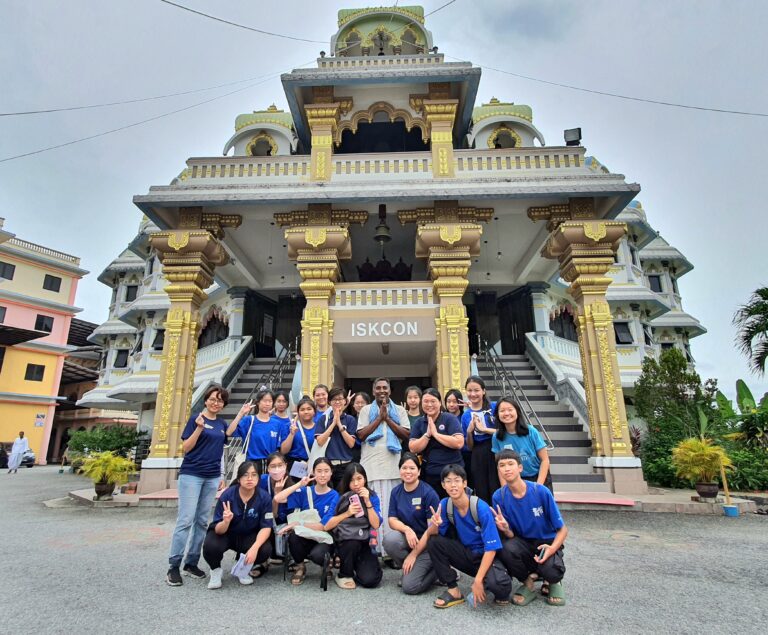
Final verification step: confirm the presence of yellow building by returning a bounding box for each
[0,218,88,463]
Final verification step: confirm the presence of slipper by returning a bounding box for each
[335,576,356,590]
[433,590,465,609]
[249,563,269,579]
[540,581,550,597]
[332,556,341,569]
[290,563,306,586]
[546,581,566,606]
[512,584,538,606]
[494,596,512,606]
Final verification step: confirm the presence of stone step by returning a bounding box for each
[550,463,598,475]
[549,455,590,464]
[553,481,612,493]
[551,473,606,483]
[548,438,592,448]
[550,445,592,457]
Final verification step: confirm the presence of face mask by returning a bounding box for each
[269,467,286,481]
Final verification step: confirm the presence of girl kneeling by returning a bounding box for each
[274,457,340,586]
[325,463,383,589]
[202,461,273,589]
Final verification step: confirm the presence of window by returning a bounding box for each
[25,363,45,381]
[152,329,165,351]
[35,315,54,333]
[613,322,634,345]
[661,342,675,351]
[114,349,129,368]
[0,261,15,280]
[131,332,144,355]
[642,324,654,347]
[0,306,5,323]
[684,343,695,363]
[43,274,62,292]
[125,285,138,302]
[629,246,639,267]
[648,275,663,293]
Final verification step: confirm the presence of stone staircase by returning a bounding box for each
[220,357,296,423]
[475,354,609,492]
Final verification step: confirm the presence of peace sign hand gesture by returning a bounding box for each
[299,475,315,488]
[221,501,234,524]
[491,504,511,536]
[429,505,443,527]
[238,401,254,417]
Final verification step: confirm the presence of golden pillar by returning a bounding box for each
[400,202,493,394]
[276,206,368,394]
[423,100,458,178]
[306,103,341,182]
[139,211,238,494]
[539,217,648,494]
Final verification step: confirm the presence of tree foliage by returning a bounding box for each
[67,425,147,458]
[733,286,768,376]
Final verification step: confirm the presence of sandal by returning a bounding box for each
[291,563,306,586]
[332,555,341,569]
[540,581,550,597]
[494,596,512,606]
[320,552,332,592]
[249,563,269,579]
[433,590,465,609]
[335,576,356,590]
[512,584,538,606]
[546,581,566,606]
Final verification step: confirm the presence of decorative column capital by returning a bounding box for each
[528,197,597,232]
[178,207,242,239]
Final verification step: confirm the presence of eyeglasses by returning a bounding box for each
[207,397,224,404]
[330,397,346,404]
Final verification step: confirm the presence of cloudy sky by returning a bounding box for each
[1,0,766,399]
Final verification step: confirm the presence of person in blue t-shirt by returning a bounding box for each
[324,463,383,589]
[462,376,500,503]
[279,397,318,469]
[235,389,283,473]
[382,452,440,595]
[166,386,252,587]
[444,389,470,487]
[491,397,552,492]
[202,460,274,590]
[491,449,567,607]
[409,388,464,499]
[314,387,358,489]
[423,464,512,608]
[258,452,295,572]
[273,390,292,425]
[275,457,340,586]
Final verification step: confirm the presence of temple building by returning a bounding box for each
[80,5,704,495]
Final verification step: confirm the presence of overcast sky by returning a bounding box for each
[1,0,766,400]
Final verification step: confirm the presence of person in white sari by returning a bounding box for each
[8,431,30,473]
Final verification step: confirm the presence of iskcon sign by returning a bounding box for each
[333,315,436,343]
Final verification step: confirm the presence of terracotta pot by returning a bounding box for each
[94,481,115,500]
[695,482,719,499]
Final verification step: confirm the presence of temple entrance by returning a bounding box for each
[345,376,432,404]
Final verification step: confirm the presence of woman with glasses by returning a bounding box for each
[314,387,358,489]
[408,388,464,499]
[202,460,274,589]
[166,385,252,587]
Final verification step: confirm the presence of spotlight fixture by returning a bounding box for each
[496,252,503,261]
[267,256,273,265]
[564,127,582,146]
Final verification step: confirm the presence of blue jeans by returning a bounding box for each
[168,474,220,568]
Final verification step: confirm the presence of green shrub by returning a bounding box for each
[67,425,147,458]
[725,446,768,491]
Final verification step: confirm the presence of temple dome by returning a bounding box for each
[330,6,434,57]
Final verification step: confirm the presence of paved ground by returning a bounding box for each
[2,467,767,634]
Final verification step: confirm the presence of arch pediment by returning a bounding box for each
[335,101,428,146]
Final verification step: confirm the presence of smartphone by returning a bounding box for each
[349,494,365,517]
[537,546,547,560]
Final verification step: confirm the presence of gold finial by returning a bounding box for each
[489,97,500,104]
[267,104,278,112]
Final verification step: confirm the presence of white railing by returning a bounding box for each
[7,237,81,265]
[534,332,581,364]
[332,282,435,309]
[319,54,444,68]
[182,156,311,183]
[196,338,238,367]
[332,152,433,181]
[454,147,586,175]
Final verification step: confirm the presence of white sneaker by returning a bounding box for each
[237,573,254,586]
[207,568,223,589]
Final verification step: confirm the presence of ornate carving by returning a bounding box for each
[246,132,278,157]
[305,228,327,249]
[487,125,522,149]
[335,101,428,145]
[439,225,462,245]
[584,221,608,243]
[167,232,190,252]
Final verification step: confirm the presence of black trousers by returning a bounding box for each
[423,472,447,500]
[336,539,383,588]
[202,529,272,569]
[496,536,565,585]
[462,451,473,489]
[331,462,351,490]
[426,534,512,599]
[288,533,332,566]
[470,439,500,503]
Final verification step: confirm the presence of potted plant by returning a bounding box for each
[671,437,732,499]
[79,451,136,501]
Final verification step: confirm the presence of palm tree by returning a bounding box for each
[734,287,768,375]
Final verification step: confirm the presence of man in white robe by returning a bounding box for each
[8,431,30,473]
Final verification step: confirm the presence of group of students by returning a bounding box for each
[165,378,567,607]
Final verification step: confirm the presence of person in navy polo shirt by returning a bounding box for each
[166,386,252,587]
[409,388,464,499]
[203,461,274,589]
[491,449,567,607]
[383,452,440,594]
[314,387,358,489]
[424,464,512,608]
